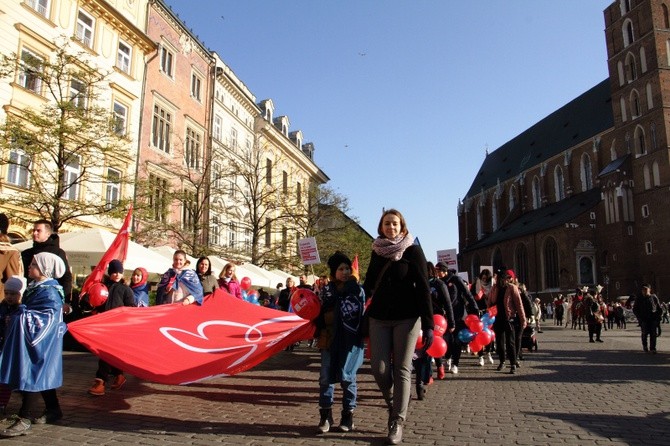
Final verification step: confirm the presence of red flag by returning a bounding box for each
[80,205,132,297]
[67,289,315,384]
[351,254,360,280]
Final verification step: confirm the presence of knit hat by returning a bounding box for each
[107,259,124,275]
[504,269,516,280]
[4,276,26,294]
[327,251,351,278]
[0,213,8,235]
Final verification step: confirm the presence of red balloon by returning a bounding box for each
[487,306,498,317]
[469,338,483,353]
[416,330,425,349]
[240,276,252,291]
[290,288,321,320]
[469,321,484,333]
[475,330,492,345]
[426,336,448,358]
[433,314,448,337]
[465,314,480,328]
[88,282,109,307]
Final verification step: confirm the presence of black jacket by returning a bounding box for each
[633,293,662,322]
[21,233,73,301]
[363,244,433,330]
[443,273,479,322]
[100,276,135,312]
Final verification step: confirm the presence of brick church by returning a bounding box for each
[458,0,670,301]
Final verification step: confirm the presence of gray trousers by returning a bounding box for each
[368,316,421,422]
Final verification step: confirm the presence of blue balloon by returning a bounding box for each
[458,328,475,343]
[242,290,249,301]
[481,314,492,326]
[487,315,495,326]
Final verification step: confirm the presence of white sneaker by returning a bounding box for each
[451,365,459,374]
[487,353,494,364]
[446,359,452,372]
[478,356,484,367]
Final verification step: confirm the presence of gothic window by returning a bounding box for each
[515,243,529,285]
[580,153,593,191]
[532,176,541,209]
[554,165,565,202]
[543,237,559,289]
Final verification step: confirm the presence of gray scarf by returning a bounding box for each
[372,233,415,261]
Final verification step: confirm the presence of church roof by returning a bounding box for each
[463,79,614,200]
[461,188,601,252]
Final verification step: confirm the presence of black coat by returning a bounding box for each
[21,234,73,301]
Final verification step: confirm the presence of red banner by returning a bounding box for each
[67,290,315,384]
[80,205,132,297]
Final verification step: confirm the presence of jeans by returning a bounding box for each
[446,320,467,366]
[369,316,421,422]
[319,349,357,410]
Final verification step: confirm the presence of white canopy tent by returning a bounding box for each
[149,245,198,268]
[12,228,173,279]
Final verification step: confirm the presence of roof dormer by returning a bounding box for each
[273,115,289,136]
[258,99,274,122]
[289,130,303,148]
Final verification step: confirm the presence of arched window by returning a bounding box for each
[492,248,503,275]
[652,160,660,186]
[630,90,641,117]
[625,132,631,153]
[623,19,635,47]
[579,257,595,285]
[611,141,618,161]
[640,47,647,73]
[617,60,625,86]
[620,96,627,122]
[492,198,498,232]
[532,176,541,209]
[515,243,529,285]
[621,0,632,15]
[635,125,646,155]
[643,163,651,189]
[663,4,670,28]
[509,185,517,211]
[625,53,637,82]
[543,237,559,289]
[580,153,593,191]
[554,165,565,202]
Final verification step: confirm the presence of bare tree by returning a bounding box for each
[0,40,132,231]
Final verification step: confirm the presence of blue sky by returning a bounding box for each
[165,0,613,264]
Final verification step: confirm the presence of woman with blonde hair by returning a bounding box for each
[218,262,242,299]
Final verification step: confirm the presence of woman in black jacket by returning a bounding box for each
[363,209,433,445]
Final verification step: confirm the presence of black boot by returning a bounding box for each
[339,409,354,432]
[416,382,426,400]
[317,408,333,434]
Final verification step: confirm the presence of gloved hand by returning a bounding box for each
[421,328,434,352]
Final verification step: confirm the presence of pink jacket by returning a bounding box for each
[487,282,527,328]
[218,278,243,299]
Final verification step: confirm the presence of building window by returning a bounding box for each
[621,0,632,15]
[554,166,565,202]
[229,127,238,150]
[7,148,31,188]
[160,45,174,78]
[105,167,121,209]
[117,40,132,74]
[182,190,196,231]
[625,53,637,82]
[580,154,593,191]
[210,216,220,246]
[476,202,483,240]
[544,237,559,289]
[149,174,168,222]
[229,175,237,198]
[636,126,647,156]
[213,162,222,189]
[645,241,653,255]
[213,115,222,141]
[492,198,498,231]
[296,182,302,205]
[641,204,650,218]
[266,158,272,185]
[69,78,87,110]
[26,0,50,17]
[631,90,640,117]
[190,72,202,101]
[532,176,541,209]
[75,9,95,49]
[623,19,634,47]
[265,218,271,247]
[152,104,172,153]
[282,171,288,194]
[113,101,128,136]
[508,185,517,211]
[282,226,288,253]
[18,49,43,94]
[61,154,80,201]
[664,4,670,28]
[244,229,251,252]
[185,127,201,169]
